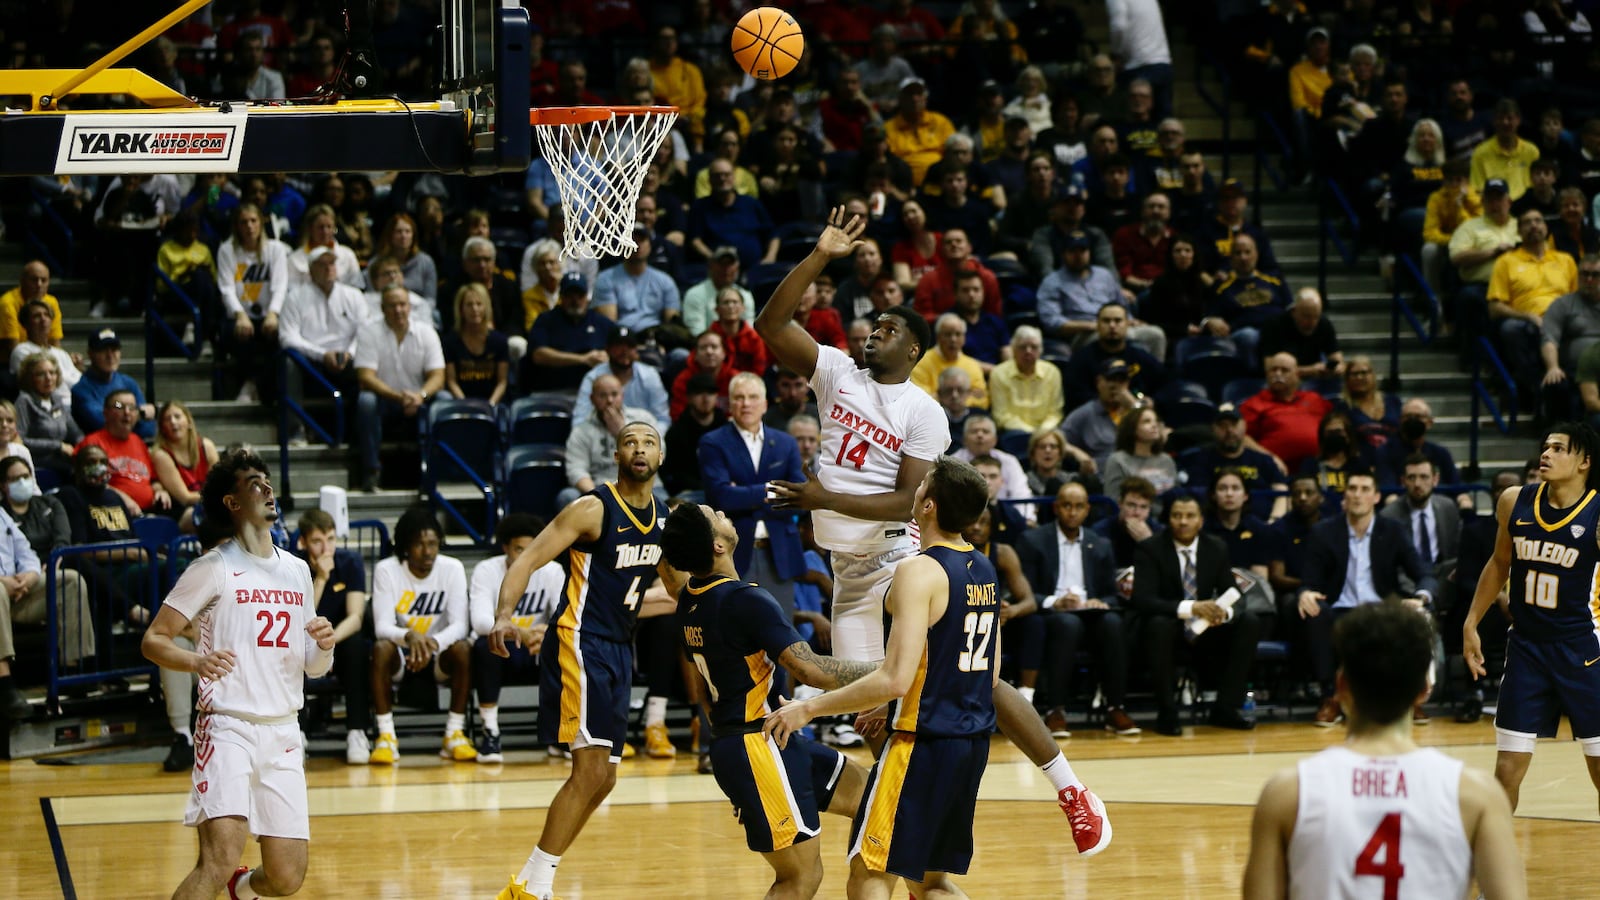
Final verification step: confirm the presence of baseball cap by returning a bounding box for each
[89,328,121,351]
[1483,178,1511,198]
[1098,358,1131,379]
[898,76,927,93]
[1218,178,1246,199]
[1062,183,1088,201]
[686,372,718,396]
[307,245,336,264]
[711,246,740,262]
[607,325,639,346]
[1064,230,1092,251]
[632,222,652,239]
[559,271,588,294]
[1215,402,1242,422]
[1307,26,1330,43]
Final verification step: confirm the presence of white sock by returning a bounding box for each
[376,713,395,736]
[645,695,668,727]
[446,712,465,735]
[176,725,192,744]
[516,846,561,895]
[1017,685,1036,704]
[480,705,499,735]
[232,868,261,899]
[1041,752,1083,792]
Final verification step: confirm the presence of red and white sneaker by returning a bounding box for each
[227,866,252,899]
[1058,785,1112,857]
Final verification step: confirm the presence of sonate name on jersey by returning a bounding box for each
[233,588,306,605]
[1512,535,1583,567]
[616,542,662,568]
[827,405,904,453]
[1351,766,1408,798]
[966,582,996,607]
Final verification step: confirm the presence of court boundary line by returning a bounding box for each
[39,796,77,900]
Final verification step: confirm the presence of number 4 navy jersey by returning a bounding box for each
[1507,482,1600,642]
[553,483,663,643]
[678,575,806,729]
[887,542,1000,738]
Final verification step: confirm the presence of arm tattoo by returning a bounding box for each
[786,642,879,690]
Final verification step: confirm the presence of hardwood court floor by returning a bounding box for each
[5,719,1599,898]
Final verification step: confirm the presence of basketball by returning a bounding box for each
[731,7,804,81]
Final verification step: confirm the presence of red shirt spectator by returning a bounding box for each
[913,255,1002,323]
[670,355,737,420]
[820,69,881,151]
[77,419,158,513]
[711,318,770,376]
[871,0,948,46]
[217,5,295,67]
[1112,221,1172,287]
[800,306,847,350]
[1240,354,1333,473]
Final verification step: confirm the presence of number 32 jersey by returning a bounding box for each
[887,542,999,738]
[1507,482,1600,642]
[809,345,948,554]
[162,541,318,722]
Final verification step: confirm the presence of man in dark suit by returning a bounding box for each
[1132,494,1261,736]
[699,371,807,623]
[1017,482,1140,736]
[1298,470,1438,726]
[1379,453,1463,590]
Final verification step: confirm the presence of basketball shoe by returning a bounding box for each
[497,877,556,900]
[644,723,676,758]
[441,730,479,761]
[370,732,399,765]
[1059,785,1112,856]
[477,731,503,763]
[226,867,252,899]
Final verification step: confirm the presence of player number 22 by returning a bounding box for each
[255,610,291,648]
[958,611,995,672]
[1523,571,1559,609]
[833,433,870,470]
[1353,812,1404,900]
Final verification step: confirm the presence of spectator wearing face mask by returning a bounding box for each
[1375,398,1468,508]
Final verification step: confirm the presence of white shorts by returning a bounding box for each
[830,543,919,663]
[185,713,309,840]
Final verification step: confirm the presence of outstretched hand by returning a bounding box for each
[769,458,826,511]
[763,694,815,749]
[815,206,868,260]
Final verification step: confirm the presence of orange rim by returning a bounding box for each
[528,105,679,126]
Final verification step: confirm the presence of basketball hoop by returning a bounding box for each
[529,106,679,259]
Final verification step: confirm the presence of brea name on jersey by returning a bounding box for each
[1512,535,1582,567]
[1351,765,1408,798]
[827,405,904,452]
[233,587,306,605]
[616,542,662,569]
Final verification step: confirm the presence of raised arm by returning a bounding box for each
[754,207,867,379]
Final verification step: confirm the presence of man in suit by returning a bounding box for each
[1297,470,1438,727]
[1016,482,1140,736]
[1380,453,1463,591]
[1132,494,1261,736]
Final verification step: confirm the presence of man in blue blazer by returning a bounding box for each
[1297,470,1438,726]
[699,372,806,621]
[1015,482,1141,736]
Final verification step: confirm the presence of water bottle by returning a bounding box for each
[1242,689,1257,719]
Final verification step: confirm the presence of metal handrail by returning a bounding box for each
[145,262,206,400]
[1193,48,1233,181]
[1387,253,1439,389]
[1316,177,1363,298]
[275,349,346,508]
[1469,335,1517,472]
[46,540,160,710]
[25,186,76,276]
[423,438,497,545]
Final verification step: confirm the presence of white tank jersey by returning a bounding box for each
[162,541,318,723]
[469,555,564,636]
[1288,746,1471,900]
[371,555,470,647]
[808,345,949,553]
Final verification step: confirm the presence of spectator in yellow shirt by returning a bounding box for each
[1287,27,1333,118]
[649,26,707,143]
[884,77,956,187]
[1470,99,1540,201]
[987,325,1065,438]
[1422,159,1481,293]
[155,213,221,339]
[910,313,990,408]
[1489,209,1577,408]
[0,260,65,362]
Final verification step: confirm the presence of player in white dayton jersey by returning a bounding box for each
[142,449,334,900]
[1244,602,1525,900]
[369,504,475,764]
[469,513,563,762]
[756,208,1112,856]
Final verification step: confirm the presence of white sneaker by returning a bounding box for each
[181,322,196,346]
[823,722,865,748]
[88,300,109,319]
[287,433,310,449]
[346,730,371,765]
[236,380,259,403]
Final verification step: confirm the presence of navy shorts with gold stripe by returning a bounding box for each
[711,731,842,852]
[1496,631,1600,739]
[538,627,632,757]
[849,732,989,879]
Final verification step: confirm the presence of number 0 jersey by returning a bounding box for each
[678,575,806,729]
[162,541,319,723]
[887,542,999,738]
[1287,746,1470,900]
[552,482,662,643]
[1507,482,1600,642]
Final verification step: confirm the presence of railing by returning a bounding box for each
[1317,177,1363,299]
[1251,111,1292,231]
[1469,336,1518,472]
[145,263,207,402]
[276,349,347,508]
[45,540,162,711]
[1192,49,1233,182]
[1387,253,1439,389]
[422,437,498,545]
[24,186,76,277]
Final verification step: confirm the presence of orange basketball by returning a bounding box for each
[731,7,804,81]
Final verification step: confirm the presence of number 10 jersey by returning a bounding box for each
[1506,482,1600,642]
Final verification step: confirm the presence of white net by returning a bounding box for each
[532,107,679,260]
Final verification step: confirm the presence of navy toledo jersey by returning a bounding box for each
[679,574,803,728]
[1507,482,1600,641]
[888,542,1000,737]
[553,483,662,642]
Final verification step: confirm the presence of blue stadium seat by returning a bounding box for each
[505,444,568,519]
[423,398,502,490]
[506,394,574,447]
[1178,351,1255,403]
[745,262,790,311]
[1221,377,1266,407]
[1162,396,1219,429]
[132,515,180,552]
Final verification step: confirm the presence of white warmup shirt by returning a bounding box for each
[217,236,290,318]
[807,345,949,553]
[372,554,469,646]
[163,541,326,723]
[469,555,565,636]
[1287,746,1471,900]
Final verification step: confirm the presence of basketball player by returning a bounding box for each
[1464,423,1600,813]
[766,457,997,899]
[755,208,1111,855]
[661,502,872,899]
[489,420,682,900]
[1244,603,1526,899]
[142,449,333,900]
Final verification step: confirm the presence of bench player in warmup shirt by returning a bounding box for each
[1244,602,1526,899]
[369,505,475,764]
[469,513,563,762]
[1465,422,1600,813]
[490,420,683,900]
[142,449,334,900]
[660,501,874,898]
[766,457,1001,899]
[755,208,1112,856]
